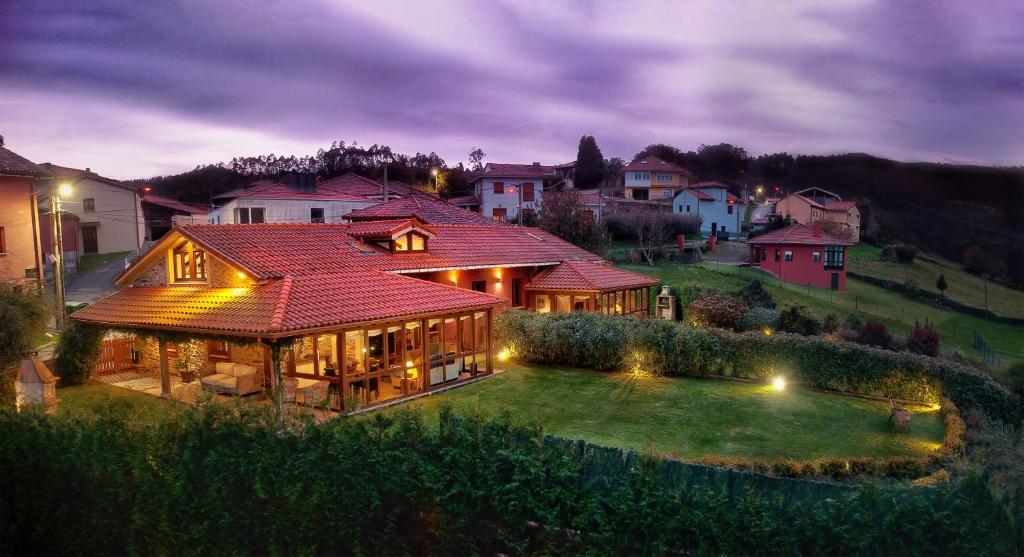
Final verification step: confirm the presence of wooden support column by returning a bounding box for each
[270,341,284,423]
[158,338,171,398]
[486,308,494,374]
[420,318,430,393]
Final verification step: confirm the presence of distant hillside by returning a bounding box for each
[778,154,1024,287]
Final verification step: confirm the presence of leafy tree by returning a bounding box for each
[856,320,895,349]
[697,143,749,179]
[468,147,486,172]
[936,274,948,297]
[54,322,104,385]
[750,152,796,183]
[537,190,607,254]
[686,294,748,330]
[574,135,605,189]
[904,321,940,357]
[604,157,625,188]
[0,287,49,407]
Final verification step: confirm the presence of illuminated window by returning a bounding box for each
[172,241,207,283]
[393,232,426,252]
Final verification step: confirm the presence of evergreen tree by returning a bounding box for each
[574,135,605,189]
[936,273,948,297]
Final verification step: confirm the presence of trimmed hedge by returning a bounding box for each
[495,311,1020,423]
[0,405,1016,556]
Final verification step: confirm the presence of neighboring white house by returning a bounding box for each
[39,163,144,255]
[672,182,743,238]
[207,176,379,224]
[466,162,565,222]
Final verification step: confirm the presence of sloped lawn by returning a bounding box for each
[57,382,182,423]
[383,364,945,461]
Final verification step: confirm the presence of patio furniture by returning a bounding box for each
[201,362,262,396]
[294,377,330,406]
[888,398,911,431]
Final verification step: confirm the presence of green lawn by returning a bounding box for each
[381,365,944,461]
[57,382,182,423]
[848,244,1024,319]
[623,262,1024,367]
[76,251,131,274]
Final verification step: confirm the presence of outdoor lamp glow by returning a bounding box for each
[430,168,439,176]
[772,377,786,391]
[57,183,73,198]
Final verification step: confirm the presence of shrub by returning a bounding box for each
[54,322,105,385]
[1004,362,1024,397]
[856,320,895,349]
[738,307,780,332]
[778,305,820,336]
[685,294,747,330]
[495,310,1020,422]
[904,321,941,357]
[821,313,841,334]
[882,243,918,263]
[845,313,864,331]
[0,287,49,407]
[735,279,775,309]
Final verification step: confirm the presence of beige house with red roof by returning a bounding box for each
[71,218,657,411]
[623,156,692,201]
[774,187,860,242]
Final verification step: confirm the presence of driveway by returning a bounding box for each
[751,202,774,223]
[65,257,123,302]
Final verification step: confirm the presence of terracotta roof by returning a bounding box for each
[469,163,555,181]
[447,194,480,207]
[236,181,371,202]
[623,156,690,174]
[680,189,715,201]
[72,270,503,335]
[0,146,51,178]
[317,173,415,198]
[142,194,209,215]
[40,163,134,191]
[169,223,601,280]
[823,200,857,211]
[345,218,436,239]
[526,260,659,292]
[691,181,728,189]
[748,223,854,246]
[345,194,501,225]
[554,162,576,169]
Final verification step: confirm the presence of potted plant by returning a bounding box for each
[175,340,203,383]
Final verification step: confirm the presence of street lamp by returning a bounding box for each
[51,183,73,329]
[430,168,439,193]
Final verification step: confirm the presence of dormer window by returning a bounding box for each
[172,241,207,283]
[394,232,426,252]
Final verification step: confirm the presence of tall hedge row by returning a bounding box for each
[0,405,1016,556]
[495,311,1020,423]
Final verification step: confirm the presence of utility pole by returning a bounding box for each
[518,182,523,227]
[50,192,66,330]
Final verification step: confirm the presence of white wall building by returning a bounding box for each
[207,179,378,224]
[39,163,144,255]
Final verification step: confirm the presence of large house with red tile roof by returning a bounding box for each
[774,187,860,242]
[673,181,744,238]
[748,222,854,290]
[345,193,502,226]
[71,218,658,410]
[0,144,49,286]
[623,156,692,201]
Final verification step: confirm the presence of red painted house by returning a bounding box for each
[748,223,853,291]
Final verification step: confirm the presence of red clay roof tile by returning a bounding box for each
[748,223,854,246]
[526,260,659,292]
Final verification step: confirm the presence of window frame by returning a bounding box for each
[491,208,507,221]
[471,280,486,293]
[171,241,208,284]
[83,198,96,212]
[310,207,325,223]
[784,250,793,262]
[824,245,845,269]
[493,182,503,194]
[236,207,266,224]
[207,340,230,360]
[522,182,535,202]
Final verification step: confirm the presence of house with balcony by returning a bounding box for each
[623,156,691,201]
[466,163,559,222]
[38,163,144,256]
[71,219,658,411]
[748,222,853,290]
[673,181,744,238]
[0,144,49,286]
[774,187,860,242]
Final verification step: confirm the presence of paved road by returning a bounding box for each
[65,257,123,302]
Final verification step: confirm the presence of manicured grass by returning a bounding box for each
[57,382,182,423]
[623,262,1024,367]
[76,251,131,274]
[381,364,944,461]
[848,247,1024,319]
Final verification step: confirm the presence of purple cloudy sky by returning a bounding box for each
[1,0,1022,179]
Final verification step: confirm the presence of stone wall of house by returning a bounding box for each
[208,257,250,288]
[138,337,267,383]
[134,257,168,286]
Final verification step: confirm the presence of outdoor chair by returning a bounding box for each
[201,362,262,396]
[888,397,911,431]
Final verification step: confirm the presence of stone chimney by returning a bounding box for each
[812,222,822,237]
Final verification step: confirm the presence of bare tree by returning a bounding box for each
[620,208,672,265]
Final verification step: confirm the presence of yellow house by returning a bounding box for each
[40,164,144,255]
[775,187,860,243]
[622,155,691,201]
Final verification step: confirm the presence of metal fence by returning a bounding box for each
[974,331,1004,368]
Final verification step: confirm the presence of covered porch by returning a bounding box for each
[524,259,659,317]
